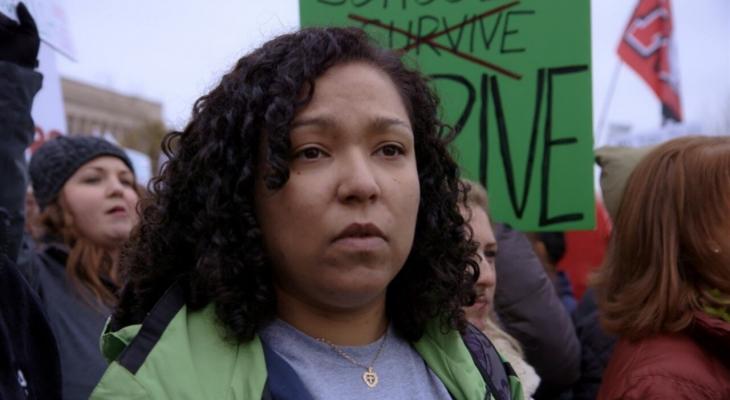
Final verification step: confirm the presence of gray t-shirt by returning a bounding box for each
[259,319,453,400]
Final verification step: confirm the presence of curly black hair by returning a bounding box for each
[113,27,479,343]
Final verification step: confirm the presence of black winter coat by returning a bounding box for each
[0,248,62,400]
[571,288,616,400]
[1,60,110,400]
[0,62,62,400]
[493,224,581,398]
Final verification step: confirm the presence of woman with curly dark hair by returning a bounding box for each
[91,27,522,400]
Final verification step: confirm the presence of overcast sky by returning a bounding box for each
[55,0,730,141]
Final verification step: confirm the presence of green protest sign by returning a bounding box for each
[300,0,594,230]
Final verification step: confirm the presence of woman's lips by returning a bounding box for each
[333,222,386,241]
[332,222,388,251]
[332,236,387,251]
[106,206,128,216]
[473,296,491,307]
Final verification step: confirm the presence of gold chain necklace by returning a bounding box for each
[316,329,388,388]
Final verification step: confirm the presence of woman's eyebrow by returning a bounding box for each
[79,166,132,175]
[290,115,335,130]
[369,116,411,132]
[79,166,105,173]
[292,115,411,130]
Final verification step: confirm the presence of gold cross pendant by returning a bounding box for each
[362,367,378,388]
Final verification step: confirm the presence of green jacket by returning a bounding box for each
[92,286,523,400]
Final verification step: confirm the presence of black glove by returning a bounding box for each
[0,2,40,69]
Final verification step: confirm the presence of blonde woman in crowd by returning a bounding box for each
[461,180,541,399]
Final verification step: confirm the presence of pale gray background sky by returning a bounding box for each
[56,1,730,142]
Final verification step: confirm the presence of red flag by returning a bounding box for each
[617,0,682,122]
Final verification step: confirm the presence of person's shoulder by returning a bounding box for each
[620,332,710,365]
[461,324,522,400]
[14,240,69,298]
[617,372,726,400]
[94,289,268,400]
[602,334,730,399]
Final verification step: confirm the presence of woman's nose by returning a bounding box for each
[106,177,125,197]
[336,152,381,204]
[476,260,496,289]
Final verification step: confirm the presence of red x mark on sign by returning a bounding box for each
[349,1,522,80]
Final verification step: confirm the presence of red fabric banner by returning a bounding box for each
[617,0,682,121]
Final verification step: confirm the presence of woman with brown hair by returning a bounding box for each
[594,136,730,399]
[28,136,140,400]
[6,134,140,400]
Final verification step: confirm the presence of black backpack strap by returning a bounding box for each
[462,323,515,400]
[116,281,186,374]
[260,340,316,400]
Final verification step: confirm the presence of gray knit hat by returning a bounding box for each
[29,136,135,209]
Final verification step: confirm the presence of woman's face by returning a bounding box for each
[254,61,420,315]
[462,205,497,331]
[61,156,139,248]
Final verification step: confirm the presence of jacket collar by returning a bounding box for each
[693,311,730,343]
[38,239,69,264]
[691,311,730,365]
[413,319,487,400]
[99,304,489,400]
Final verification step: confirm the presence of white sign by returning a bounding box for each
[1,1,72,155]
[0,0,76,60]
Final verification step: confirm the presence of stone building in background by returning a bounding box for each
[62,77,162,139]
[61,77,168,176]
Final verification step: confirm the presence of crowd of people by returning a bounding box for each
[1,3,729,400]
